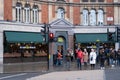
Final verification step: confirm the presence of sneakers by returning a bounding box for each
[100,67,105,70]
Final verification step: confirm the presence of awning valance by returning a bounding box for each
[75,33,108,43]
[4,31,44,43]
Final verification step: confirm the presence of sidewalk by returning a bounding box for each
[27,70,105,80]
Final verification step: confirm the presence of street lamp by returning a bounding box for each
[96,39,100,55]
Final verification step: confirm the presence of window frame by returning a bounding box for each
[57,7,65,19]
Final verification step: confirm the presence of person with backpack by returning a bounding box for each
[99,48,106,69]
[76,49,83,70]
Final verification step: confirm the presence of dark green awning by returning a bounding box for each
[5,31,44,43]
[75,33,108,43]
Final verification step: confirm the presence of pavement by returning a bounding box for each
[26,70,105,80]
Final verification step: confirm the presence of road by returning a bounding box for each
[0,68,120,80]
[0,71,48,80]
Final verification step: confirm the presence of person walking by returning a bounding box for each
[83,48,88,70]
[109,48,116,68]
[99,48,106,69]
[117,48,120,67]
[76,49,83,70]
[65,50,71,70]
[56,50,62,66]
[89,49,97,70]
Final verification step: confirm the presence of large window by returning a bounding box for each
[16,2,22,22]
[33,5,39,24]
[57,7,65,19]
[97,9,104,25]
[82,9,89,25]
[89,9,96,25]
[82,0,88,2]
[24,3,30,23]
[81,9,104,26]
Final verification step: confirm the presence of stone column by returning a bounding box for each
[115,42,119,51]
[0,32,3,73]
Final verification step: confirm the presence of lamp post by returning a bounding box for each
[96,39,100,55]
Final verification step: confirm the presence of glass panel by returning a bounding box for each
[98,0,104,2]
[90,0,96,2]
[97,9,104,25]
[82,0,88,2]
[82,9,89,25]
[89,9,96,25]
[57,8,65,19]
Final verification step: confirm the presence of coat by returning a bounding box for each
[83,52,88,62]
[89,52,97,64]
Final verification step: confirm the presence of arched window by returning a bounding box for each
[16,2,22,22]
[57,7,65,19]
[33,5,39,24]
[82,9,89,25]
[24,3,30,23]
[89,9,96,25]
[97,9,104,25]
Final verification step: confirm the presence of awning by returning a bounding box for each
[5,31,44,43]
[75,33,108,43]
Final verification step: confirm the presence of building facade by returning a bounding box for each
[0,0,120,73]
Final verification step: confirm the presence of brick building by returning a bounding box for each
[0,0,120,73]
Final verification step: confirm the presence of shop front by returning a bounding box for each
[74,33,115,55]
[3,31,48,63]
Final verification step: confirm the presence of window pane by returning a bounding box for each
[82,9,88,25]
[57,8,65,19]
[82,0,88,2]
[98,0,104,2]
[98,9,104,25]
[90,10,96,25]
[90,0,96,2]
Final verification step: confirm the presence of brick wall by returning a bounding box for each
[73,0,80,25]
[4,0,12,21]
[41,4,48,23]
[106,0,114,25]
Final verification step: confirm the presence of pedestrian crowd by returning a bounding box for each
[53,47,120,70]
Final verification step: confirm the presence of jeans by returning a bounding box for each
[77,58,82,69]
[56,59,62,66]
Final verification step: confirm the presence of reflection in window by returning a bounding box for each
[98,9,104,25]
[57,7,65,19]
[24,3,30,23]
[16,2,22,22]
[89,9,96,25]
[33,5,39,24]
[82,9,89,25]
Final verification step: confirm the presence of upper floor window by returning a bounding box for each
[82,0,104,2]
[57,0,65,2]
[97,9,104,25]
[16,2,22,22]
[82,9,89,25]
[89,9,96,25]
[33,5,39,24]
[24,3,30,23]
[98,0,104,2]
[82,0,88,2]
[57,7,65,19]
[90,0,96,2]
